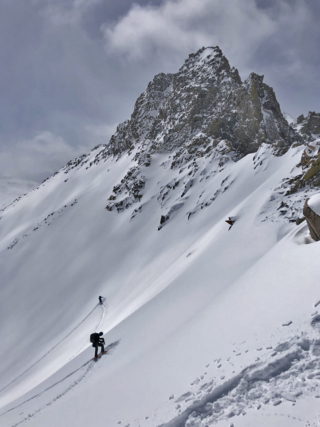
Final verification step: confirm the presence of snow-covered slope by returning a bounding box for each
[1,47,320,427]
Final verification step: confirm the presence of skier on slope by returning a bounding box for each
[98,296,104,305]
[225,217,235,231]
[90,332,105,359]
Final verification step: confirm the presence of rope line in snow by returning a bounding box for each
[0,303,101,395]
[0,340,120,419]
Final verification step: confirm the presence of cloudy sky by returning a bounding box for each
[0,0,319,194]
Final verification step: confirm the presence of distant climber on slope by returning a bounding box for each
[90,332,105,359]
[225,217,235,231]
[98,296,104,305]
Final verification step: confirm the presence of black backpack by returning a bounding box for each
[90,333,99,344]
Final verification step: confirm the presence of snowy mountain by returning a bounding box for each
[1,47,320,427]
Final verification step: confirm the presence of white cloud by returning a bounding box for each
[103,0,276,70]
[103,0,320,116]
[0,132,89,182]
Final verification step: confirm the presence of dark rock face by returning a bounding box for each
[297,112,320,139]
[303,199,320,241]
[284,113,320,195]
[106,72,174,157]
[106,166,146,212]
[98,46,302,165]
[291,113,320,187]
[229,72,299,156]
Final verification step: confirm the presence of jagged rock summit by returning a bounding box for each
[94,46,303,216]
[100,46,300,165]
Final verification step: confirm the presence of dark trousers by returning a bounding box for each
[94,342,105,357]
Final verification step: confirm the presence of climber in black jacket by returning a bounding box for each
[90,331,105,358]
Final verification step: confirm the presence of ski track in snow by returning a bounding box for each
[0,341,120,426]
[71,302,108,359]
[0,302,105,395]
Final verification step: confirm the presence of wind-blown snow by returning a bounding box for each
[282,111,296,126]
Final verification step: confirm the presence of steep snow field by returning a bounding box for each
[1,144,320,427]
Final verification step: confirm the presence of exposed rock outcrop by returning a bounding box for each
[106,166,146,212]
[283,113,320,195]
[297,112,320,141]
[303,198,320,241]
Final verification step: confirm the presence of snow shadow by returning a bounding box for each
[292,224,315,245]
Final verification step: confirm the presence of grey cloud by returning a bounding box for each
[0,0,167,146]
[247,0,320,115]
[0,3,131,161]
[80,0,164,39]
[0,131,89,182]
[104,0,320,117]
[255,0,279,9]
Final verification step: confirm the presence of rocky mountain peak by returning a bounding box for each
[97,47,307,218]
[176,46,241,86]
[3,47,320,242]
[100,46,301,165]
[58,46,316,222]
